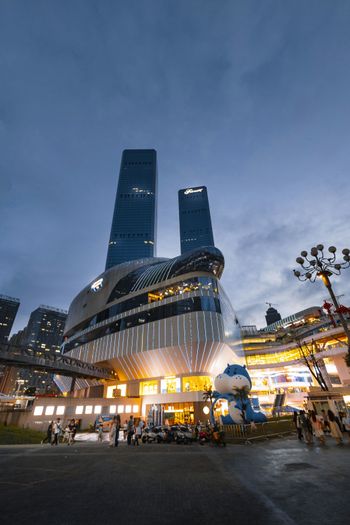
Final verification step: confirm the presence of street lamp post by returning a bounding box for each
[293,244,350,366]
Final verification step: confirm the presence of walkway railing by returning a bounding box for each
[221,419,294,444]
[0,343,117,381]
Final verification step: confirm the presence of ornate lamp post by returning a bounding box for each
[293,244,350,365]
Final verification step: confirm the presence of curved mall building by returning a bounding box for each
[55,247,244,424]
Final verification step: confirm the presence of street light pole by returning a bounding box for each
[320,272,350,345]
[293,244,350,365]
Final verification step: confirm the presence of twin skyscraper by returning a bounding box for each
[105,149,214,270]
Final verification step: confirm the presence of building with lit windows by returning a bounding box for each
[6,305,67,395]
[13,300,350,431]
[178,186,214,254]
[0,294,20,343]
[105,149,157,270]
[54,247,244,424]
[0,294,20,395]
[241,306,350,409]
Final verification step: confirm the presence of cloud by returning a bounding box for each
[1,1,350,334]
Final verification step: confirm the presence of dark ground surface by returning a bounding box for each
[1,436,349,525]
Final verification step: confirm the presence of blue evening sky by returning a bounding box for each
[1,0,350,333]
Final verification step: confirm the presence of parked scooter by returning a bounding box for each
[174,425,193,444]
[198,429,210,445]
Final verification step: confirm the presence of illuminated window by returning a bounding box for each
[34,406,44,416]
[117,384,126,397]
[109,406,116,414]
[107,384,127,397]
[125,405,132,413]
[161,377,181,394]
[182,376,212,392]
[106,385,117,398]
[133,405,139,413]
[94,405,102,414]
[117,405,124,414]
[75,406,84,415]
[246,348,302,366]
[140,380,158,395]
[85,406,93,414]
[56,406,65,415]
[45,406,55,416]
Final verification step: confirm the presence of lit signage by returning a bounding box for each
[184,187,204,195]
[91,278,103,292]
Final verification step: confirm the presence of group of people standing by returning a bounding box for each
[107,415,145,447]
[294,409,350,445]
[42,418,78,446]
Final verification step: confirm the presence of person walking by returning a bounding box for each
[341,411,350,443]
[310,411,325,445]
[42,421,53,444]
[134,418,144,446]
[328,410,343,445]
[97,421,104,443]
[62,424,70,444]
[123,419,128,440]
[72,419,78,441]
[293,412,302,441]
[114,414,121,447]
[299,410,313,444]
[109,419,116,447]
[321,409,330,432]
[67,419,76,446]
[51,418,62,446]
[127,415,135,445]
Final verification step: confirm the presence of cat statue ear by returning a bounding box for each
[243,365,246,369]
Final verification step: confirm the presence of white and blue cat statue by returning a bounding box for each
[211,364,267,425]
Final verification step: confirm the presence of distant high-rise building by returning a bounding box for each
[178,186,214,254]
[265,306,282,326]
[6,305,68,395]
[25,305,67,355]
[0,294,20,343]
[105,149,157,270]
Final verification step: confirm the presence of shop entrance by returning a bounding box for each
[146,402,195,425]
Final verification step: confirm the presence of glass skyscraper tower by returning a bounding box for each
[0,294,20,343]
[105,149,157,270]
[178,186,214,254]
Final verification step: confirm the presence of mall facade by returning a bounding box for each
[53,246,244,426]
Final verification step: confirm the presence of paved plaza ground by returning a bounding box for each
[1,436,349,525]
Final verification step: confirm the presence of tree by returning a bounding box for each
[294,337,330,391]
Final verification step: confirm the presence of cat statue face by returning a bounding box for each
[214,364,252,395]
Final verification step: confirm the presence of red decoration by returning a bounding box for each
[322,301,333,312]
[322,301,337,327]
[335,304,350,315]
